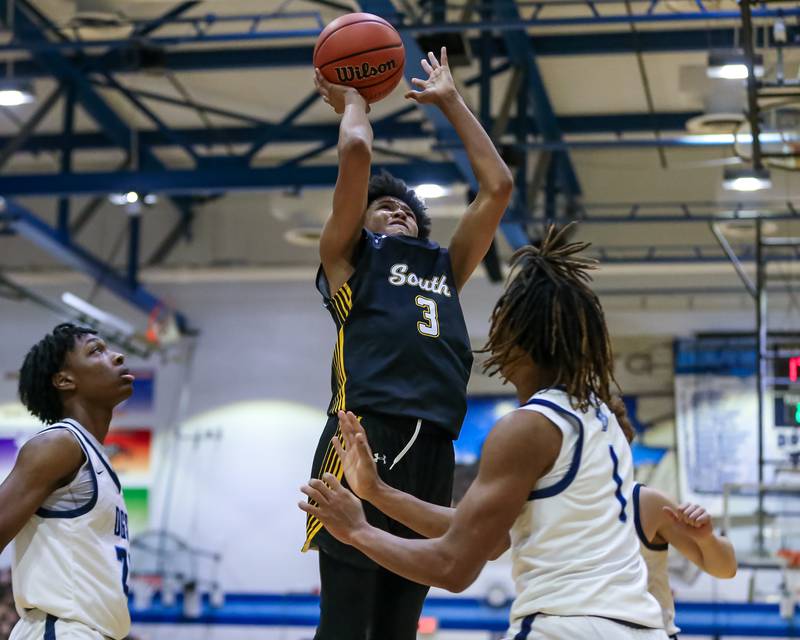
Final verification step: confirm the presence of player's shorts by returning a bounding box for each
[10,611,111,640]
[303,410,455,568]
[505,614,670,640]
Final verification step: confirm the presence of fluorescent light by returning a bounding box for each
[143,194,158,205]
[414,184,447,199]
[722,167,772,192]
[707,51,764,80]
[0,89,34,106]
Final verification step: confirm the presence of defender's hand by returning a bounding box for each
[404,47,458,106]
[332,411,381,501]
[664,503,713,539]
[314,68,369,115]
[299,473,368,546]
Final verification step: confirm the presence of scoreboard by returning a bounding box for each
[773,356,800,449]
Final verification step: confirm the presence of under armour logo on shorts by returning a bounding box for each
[373,453,387,465]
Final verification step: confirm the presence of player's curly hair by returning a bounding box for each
[367,170,431,240]
[19,323,96,424]
[480,224,617,411]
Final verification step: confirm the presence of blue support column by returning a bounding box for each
[127,215,141,288]
[58,83,75,240]
[494,0,581,201]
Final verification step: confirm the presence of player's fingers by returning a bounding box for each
[404,91,421,102]
[695,512,711,527]
[411,77,426,89]
[420,59,433,75]
[355,433,374,458]
[427,50,440,68]
[686,505,705,523]
[309,477,334,497]
[322,472,343,491]
[440,46,448,66]
[298,501,319,517]
[301,483,328,505]
[663,506,680,521]
[331,435,346,460]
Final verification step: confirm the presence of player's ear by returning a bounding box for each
[52,370,76,392]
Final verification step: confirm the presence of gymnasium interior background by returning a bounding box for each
[2,0,800,638]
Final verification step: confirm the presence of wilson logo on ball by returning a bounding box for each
[334,59,397,83]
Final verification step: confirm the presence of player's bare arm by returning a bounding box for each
[316,68,373,294]
[301,409,560,591]
[640,486,737,579]
[406,47,513,291]
[333,410,510,558]
[0,430,84,552]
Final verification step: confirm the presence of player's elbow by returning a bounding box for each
[439,557,480,593]
[489,533,511,561]
[338,132,372,160]
[485,169,513,201]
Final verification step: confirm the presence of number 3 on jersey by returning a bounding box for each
[415,295,440,338]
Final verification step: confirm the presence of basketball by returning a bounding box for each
[313,12,405,103]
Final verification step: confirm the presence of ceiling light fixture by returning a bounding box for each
[414,184,448,199]
[0,80,35,107]
[722,167,772,192]
[707,50,764,80]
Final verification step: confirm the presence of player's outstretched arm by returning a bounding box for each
[333,411,511,558]
[641,486,737,579]
[315,69,373,294]
[0,430,84,552]
[405,47,513,291]
[332,411,453,539]
[300,410,559,591]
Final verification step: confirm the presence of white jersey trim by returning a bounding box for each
[633,484,669,552]
[522,398,584,500]
[32,424,98,520]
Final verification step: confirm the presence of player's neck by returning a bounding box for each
[62,403,113,443]
[514,369,557,404]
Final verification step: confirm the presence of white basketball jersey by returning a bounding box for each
[509,388,664,629]
[633,484,680,636]
[12,419,131,640]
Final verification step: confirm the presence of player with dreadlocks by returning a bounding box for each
[2,324,133,640]
[300,225,671,640]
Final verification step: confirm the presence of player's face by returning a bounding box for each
[364,196,419,238]
[59,335,135,406]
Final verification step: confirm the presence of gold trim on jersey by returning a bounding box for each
[302,424,345,552]
[328,283,352,414]
[304,282,353,552]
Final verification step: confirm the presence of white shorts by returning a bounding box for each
[10,611,108,640]
[505,614,670,640]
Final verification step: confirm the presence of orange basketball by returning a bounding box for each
[313,12,405,104]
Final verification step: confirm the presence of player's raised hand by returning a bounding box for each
[332,411,380,501]
[314,68,369,115]
[299,473,367,546]
[664,503,713,539]
[404,47,458,106]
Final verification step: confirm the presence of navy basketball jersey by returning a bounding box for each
[317,230,473,437]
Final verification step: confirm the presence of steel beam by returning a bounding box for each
[0,112,701,155]
[5,0,192,329]
[7,200,187,329]
[4,28,776,80]
[361,0,530,249]
[0,163,463,196]
[495,0,581,201]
